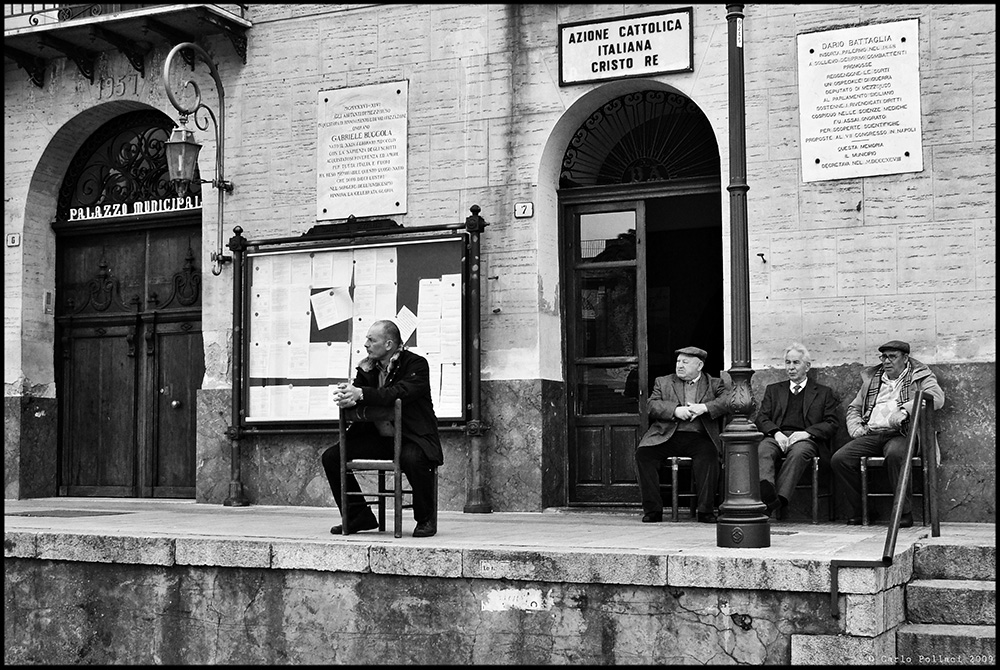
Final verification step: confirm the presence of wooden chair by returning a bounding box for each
[780,456,835,524]
[338,398,436,538]
[658,456,699,521]
[860,455,929,526]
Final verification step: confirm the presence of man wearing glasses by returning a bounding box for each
[831,340,945,527]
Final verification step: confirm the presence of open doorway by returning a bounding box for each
[559,90,722,505]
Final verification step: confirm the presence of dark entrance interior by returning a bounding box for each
[645,195,725,382]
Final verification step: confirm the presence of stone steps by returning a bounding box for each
[912,541,995,581]
[906,579,995,625]
[895,624,996,664]
[897,539,997,664]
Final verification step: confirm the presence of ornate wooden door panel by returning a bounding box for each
[56,223,202,498]
[148,319,203,497]
[60,324,140,496]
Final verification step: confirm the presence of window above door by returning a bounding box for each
[559,89,720,189]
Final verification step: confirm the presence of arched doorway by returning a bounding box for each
[559,89,723,505]
[53,109,204,498]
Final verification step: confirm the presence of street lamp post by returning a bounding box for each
[162,42,248,507]
[717,4,769,548]
[162,42,234,277]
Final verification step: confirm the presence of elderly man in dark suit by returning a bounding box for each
[321,319,443,537]
[754,343,840,519]
[634,346,730,523]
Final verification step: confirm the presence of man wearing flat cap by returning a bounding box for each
[831,340,945,527]
[634,346,730,523]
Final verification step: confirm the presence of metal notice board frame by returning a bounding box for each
[229,221,474,435]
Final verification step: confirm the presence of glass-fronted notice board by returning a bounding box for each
[243,234,466,424]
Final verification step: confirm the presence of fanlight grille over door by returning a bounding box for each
[560,90,720,189]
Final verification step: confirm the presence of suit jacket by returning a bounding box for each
[350,349,443,465]
[637,373,730,453]
[754,379,840,462]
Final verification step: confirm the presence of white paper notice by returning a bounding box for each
[327,342,352,379]
[426,353,442,410]
[396,305,418,344]
[310,287,353,330]
[440,273,463,364]
[375,284,398,320]
[249,386,267,418]
[251,287,272,314]
[249,341,268,378]
[375,247,398,285]
[290,253,312,285]
[252,256,272,285]
[271,255,292,285]
[439,362,463,417]
[311,253,333,286]
[269,385,291,417]
[332,251,354,287]
[287,342,310,379]
[289,286,312,341]
[310,386,338,419]
[352,284,376,319]
[417,278,442,353]
[353,248,377,285]
[308,342,329,378]
[288,386,310,417]
[268,342,291,378]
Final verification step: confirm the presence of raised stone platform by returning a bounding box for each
[4,499,995,664]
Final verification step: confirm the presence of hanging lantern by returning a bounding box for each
[164,121,202,195]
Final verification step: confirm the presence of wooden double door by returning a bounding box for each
[564,190,723,505]
[55,218,204,497]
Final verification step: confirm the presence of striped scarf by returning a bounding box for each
[862,362,914,428]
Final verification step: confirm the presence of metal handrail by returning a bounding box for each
[882,386,926,559]
[830,385,939,618]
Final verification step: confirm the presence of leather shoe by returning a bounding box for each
[641,512,663,523]
[330,514,379,535]
[766,496,789,519]
[697,512,717,523]
[412,521,437,537]
[899,512,914,528]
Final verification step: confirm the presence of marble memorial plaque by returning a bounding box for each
[799,19,922,182]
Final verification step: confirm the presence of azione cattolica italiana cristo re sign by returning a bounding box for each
[559,8,693,86]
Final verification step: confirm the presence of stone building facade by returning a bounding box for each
[4,4,995,520]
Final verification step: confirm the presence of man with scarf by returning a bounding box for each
[831,340,944,527]
[321,320,442,537]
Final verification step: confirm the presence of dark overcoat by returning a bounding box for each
[637,373,729,453]
[351,349,443,465]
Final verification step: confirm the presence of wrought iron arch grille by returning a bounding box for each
[560,90,720,189]
[56,109,200,221]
